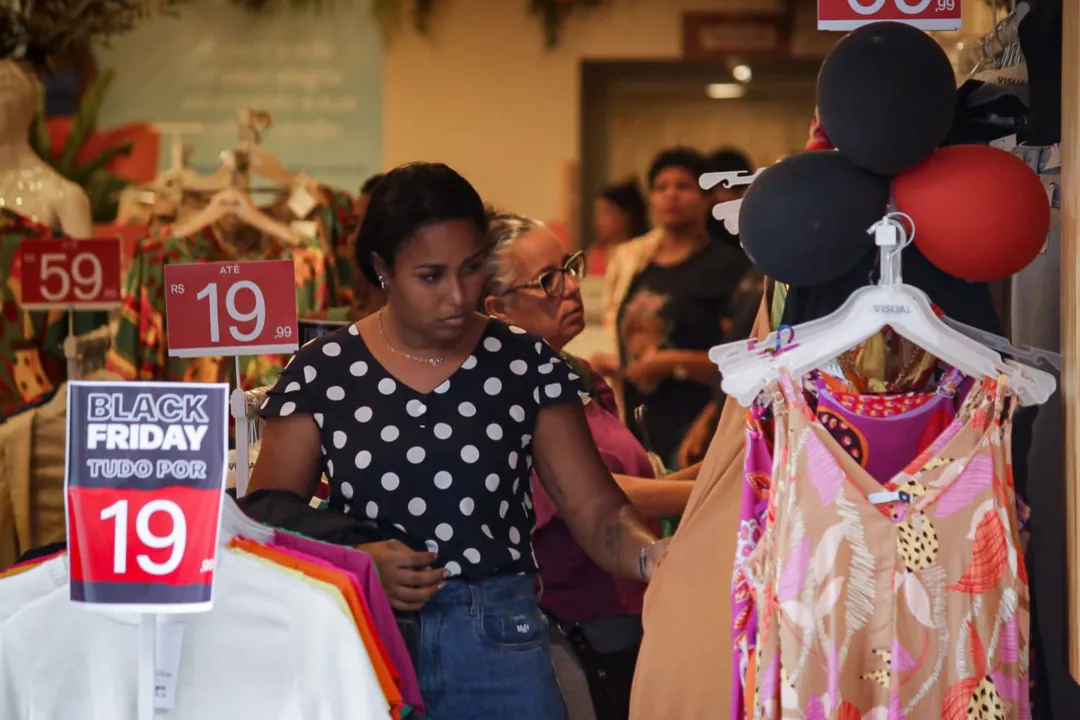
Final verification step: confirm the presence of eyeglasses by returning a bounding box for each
[507,251,586,298]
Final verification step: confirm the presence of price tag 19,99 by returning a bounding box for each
[65,380,230,612]
[163,259,299,358]
[18,237,123,310]
[817,0,961,31]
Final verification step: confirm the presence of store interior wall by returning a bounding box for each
[95,0,383,193]
[382,0,804,226]
[606,93,813,182]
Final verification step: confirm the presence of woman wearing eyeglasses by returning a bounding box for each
[483,213,696,720]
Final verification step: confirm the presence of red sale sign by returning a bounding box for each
[18,237,123,310]
[163,259,299,358]
[65,380,230,612]
[818,0,961,31]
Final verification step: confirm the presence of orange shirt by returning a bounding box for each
[230,538,403,718]
[0,550,65,579]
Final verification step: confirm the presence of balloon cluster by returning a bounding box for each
[740,21,1050,286]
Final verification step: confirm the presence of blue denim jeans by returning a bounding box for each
[415,574,568,719]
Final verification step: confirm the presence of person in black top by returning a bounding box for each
[593,148,750,468]
[676,147,764,467]
[248,162,665,720]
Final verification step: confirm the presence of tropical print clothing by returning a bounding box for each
[107,224,332,391]
[731,367,1032,720]
[0,210,110,419]
[749,372,1029,719]
[313,186,361,308]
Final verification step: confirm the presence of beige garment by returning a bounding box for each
[599,230,663,423]
[0,385,67,571]
[629,295,771,720]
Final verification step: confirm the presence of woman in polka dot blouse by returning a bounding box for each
[248,162,667,720]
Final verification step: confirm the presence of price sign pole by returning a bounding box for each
[65,380,230,719]
[18,237,124,380]
[164,259,299,496]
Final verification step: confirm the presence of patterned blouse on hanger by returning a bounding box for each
[748,373,1029,719]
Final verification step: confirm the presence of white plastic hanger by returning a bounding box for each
[699,168,766,235]
[170,185,303,245]
[718,213,1056,407]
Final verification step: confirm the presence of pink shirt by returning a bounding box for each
[531,360,651,622]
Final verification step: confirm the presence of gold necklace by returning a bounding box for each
[378,309,450,367]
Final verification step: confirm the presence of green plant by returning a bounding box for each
[29,69,134,222]
[1,1,187,67]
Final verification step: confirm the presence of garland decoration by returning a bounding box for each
[0,0,187,68]
[228,0,436,37]
[528,0,605,48]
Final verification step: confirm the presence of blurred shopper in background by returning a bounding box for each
[588,179,649,277]
[592,147,750,468]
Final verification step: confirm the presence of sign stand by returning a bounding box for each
[65,380,230,718]
[164,258,300,500]
[138,615,156,720]
[231,355,252,497]
[17,236,123,380]
[64,307,77,382]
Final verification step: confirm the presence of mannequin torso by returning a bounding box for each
[0,60,91,237]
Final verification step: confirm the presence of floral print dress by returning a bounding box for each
[748,373,1029,719]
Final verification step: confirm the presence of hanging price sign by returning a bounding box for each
[163,259,299,357]
[817,0,961,31]
[18,237,123,310]
[65,381,230,612]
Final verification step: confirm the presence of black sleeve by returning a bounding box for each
[233,489,425,550]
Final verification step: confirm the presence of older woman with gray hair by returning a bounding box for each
[483,212,696,720]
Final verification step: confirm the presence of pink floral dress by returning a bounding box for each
[748,373,1029,719]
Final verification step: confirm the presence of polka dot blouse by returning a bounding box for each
[259,319,581,579]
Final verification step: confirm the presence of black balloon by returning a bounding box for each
[818,21,956,175]
[739,151,889,287]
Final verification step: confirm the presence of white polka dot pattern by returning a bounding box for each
[256,319,581,580]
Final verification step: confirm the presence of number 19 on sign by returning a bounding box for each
[164,260,299,357]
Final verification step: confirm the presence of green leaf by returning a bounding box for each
[67,141,133,186]
[58,68,116,173]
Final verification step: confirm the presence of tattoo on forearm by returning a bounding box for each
[603,522,625,558]
[535,452,568,502]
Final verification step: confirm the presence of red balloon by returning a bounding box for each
[893,145,1050,282]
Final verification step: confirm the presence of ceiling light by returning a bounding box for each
[706,83,747,100]
[732,64,752,83]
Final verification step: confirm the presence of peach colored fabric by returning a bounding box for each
[629,294,770,720]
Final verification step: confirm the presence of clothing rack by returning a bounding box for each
[60,324,111,382]
[230,385,270,497]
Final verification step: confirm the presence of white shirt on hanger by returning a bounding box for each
[0,555,67,622]
[0,549,388,719]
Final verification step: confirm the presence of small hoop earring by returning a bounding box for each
[377,276,386,289]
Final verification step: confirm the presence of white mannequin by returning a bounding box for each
[0,60,92,237]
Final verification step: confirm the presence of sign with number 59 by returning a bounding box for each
[164,259,299,358]
[65,380,229,612]
[18,237,123,310]
[818,0,961,31]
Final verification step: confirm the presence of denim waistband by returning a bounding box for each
[425,573,539,609]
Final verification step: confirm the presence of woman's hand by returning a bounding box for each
[678,400,720,468]
[643,538,672,582]
[623,349,673,392]
[589,352,621,377]
[360,540,447,611]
